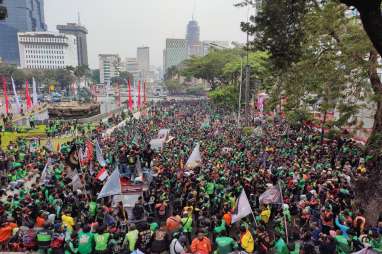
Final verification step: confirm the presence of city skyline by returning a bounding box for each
[44,0,250,69]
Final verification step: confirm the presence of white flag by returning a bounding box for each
[259,185,282,205]
[232,189,253,223]
[71,171,83,191]
[98,168,122,199]
[95,139,106,167]
[185,143,202,169]
[40,159,52,185]
[11,77,21,113]
[352,248,379,254]
[32,77,38,106]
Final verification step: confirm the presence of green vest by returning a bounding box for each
[94,233,110,251]
[78,231,94,254]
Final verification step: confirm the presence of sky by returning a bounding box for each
[45,0,252,69]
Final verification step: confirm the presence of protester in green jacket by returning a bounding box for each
[94,226,110,253]
[123,224,139,252]
[78,225,94,254]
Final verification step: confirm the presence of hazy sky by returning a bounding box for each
[45,0,251,69]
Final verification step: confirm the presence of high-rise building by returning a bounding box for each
[186,19,200,46]
[123,57,142,80]
[99,54,121,84]
[137,46,150,73]
[18,32,78,69]
[0,0,47,65]
[57,23,88,66]
[164,39,188,72]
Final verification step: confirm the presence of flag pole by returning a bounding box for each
[278,181,289,244]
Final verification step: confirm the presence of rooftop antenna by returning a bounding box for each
[77,11,81,25]
[192,0,196,20]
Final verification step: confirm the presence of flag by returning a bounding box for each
[96,167,109,181]
[40,159,51,185]
[11,77,21,113]
[25,80,32,110]
[97,168,121,199]
[232,189,253,223]
[32,77,38,106]
[143,80,147,106]
[259,185,282,205]
[185,143,202,169]
[128,79,133,112]
[45,138,53,152]
[71,171,83,191]
[86,140,94,162]
[352,248,379,254]
[2,76,9,114]
[89,161,95,175]
[95,139,106,167]
[137,80,141,110]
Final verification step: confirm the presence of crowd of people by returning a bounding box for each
[0,100,381,254]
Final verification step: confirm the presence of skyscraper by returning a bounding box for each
[0,0,47,65]
[186,19,200,46]
[164,39,188,71]
[57,23,89,66]
[137,47,150,74]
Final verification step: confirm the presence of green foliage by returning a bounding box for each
[208,85,238,110]
[91,69,100,84]
[164,80,186,95]
[181,48,270,91]
[111,71,134,85]
[185,85,206,96]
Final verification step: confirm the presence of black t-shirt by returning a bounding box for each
[137,229,152,251]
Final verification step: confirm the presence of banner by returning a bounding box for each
[2,76,9,114]
[32,78,38,106]
[259,185,282,205]
[137,80,141,110]
[25,80,32,110]
[11,77,21,113]
[95,139,106,167]
[128,79,133,112]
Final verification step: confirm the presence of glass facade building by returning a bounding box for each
[0,0,47,65]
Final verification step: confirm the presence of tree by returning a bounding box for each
[208,85,239,110]
[340,0,382,57]
[91,69,100,84]
[181,49,239,89]
[164,66,179,81]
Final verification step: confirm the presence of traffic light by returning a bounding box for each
[0,0,7,20]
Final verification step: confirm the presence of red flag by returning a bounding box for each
[86,140,94,162]
[143,80,147,106]
[25,80,32,110]
[2,76,9,114]
[128,79,133,112]
[137,80,141,110]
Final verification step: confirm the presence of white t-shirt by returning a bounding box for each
[170,238,185,254]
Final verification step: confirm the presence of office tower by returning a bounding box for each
[164,39,188,72]
[0,0,47,64]
[57,23,88,66]
[18,31,78,69]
